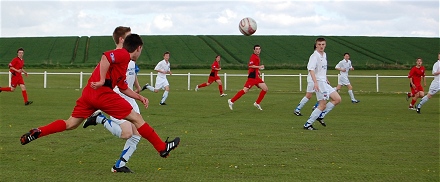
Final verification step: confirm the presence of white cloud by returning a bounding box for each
[0,0,438,37]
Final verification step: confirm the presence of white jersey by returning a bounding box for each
[307,50,327,82]
[335,59,352,77]
[114,60,137,93]
[154,59,170,79]
[432,60,440,83]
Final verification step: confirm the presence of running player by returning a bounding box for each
[141,52,172,105]
[228,45,268,111]
[0,47,33,105]
[82,26,143,173]
[303,38,341,130]
[406,58,426,110]
[195,55,227,97]
[334,53,360,103]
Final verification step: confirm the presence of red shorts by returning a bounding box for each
[411,84,424,95]
[244,77,264,88]
[11,74,24,87]
[71,85,133,119]
[207,76,220,83]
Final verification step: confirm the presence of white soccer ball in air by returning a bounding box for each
[239,17,257,36]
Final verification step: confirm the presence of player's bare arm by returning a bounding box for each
[120,88,149,109]
[134,76,141,93]
[91,55,110,89]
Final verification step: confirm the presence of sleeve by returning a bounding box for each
[433,63,439,75]
[154,61,161,71]
[248,55,258,66]
[335,61,341,69]
[307,55,317,71]
[349,61,353,69]
[408,67,414,78]
[117,77,129,90]
[8,58,16,68]
[213,61,220,69]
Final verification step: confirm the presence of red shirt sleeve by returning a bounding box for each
[408,67,415,78]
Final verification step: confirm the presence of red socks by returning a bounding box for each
[256,90,267,104]
[411,99,416,106]
[137,123,165,152]
[198,83,208,88]
[38,120,67,137]
[231,90,246,102]
[0,87,12,91]
[22,90,28,103]
[218,85,223,94]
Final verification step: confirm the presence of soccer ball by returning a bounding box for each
[239,17,257,36]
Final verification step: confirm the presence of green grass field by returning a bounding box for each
[0,69,438,181]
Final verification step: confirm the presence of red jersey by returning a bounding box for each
[9,57,24,76]
[408,66,425,85]
[248,54,260,79]
[210,61,220,77]
[88,48,131,90]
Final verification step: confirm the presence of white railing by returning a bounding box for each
[0,71,429,92]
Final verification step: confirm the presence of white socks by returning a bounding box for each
[115,135,141,168]
[295,97,309,111]
[161,91,169,104]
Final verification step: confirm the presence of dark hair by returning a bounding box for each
[113,26,131,44]
[215,55,220,58]
[163,51,170,56]
[253,45,260,50]
[17,47,24,53]
[344,53,350,56]
[123,34,143,53]
[315,37,326,43]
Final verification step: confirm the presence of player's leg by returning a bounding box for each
[295,82,314,116]
[20,116,84,145]
[416,82,438,113]
[160,84,170,105]
[19,84,32,105]
[228,86,250,110]
[196,77,211,91]
[318,88,341,120]
[124,111,180,158]
[215,78,226,96]
[347,84,358,103]
[304,81,328,130]
[254,82,268,110]
[112,122,139,173]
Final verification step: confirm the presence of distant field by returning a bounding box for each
[0,36,438,69]
[0,69,438,181]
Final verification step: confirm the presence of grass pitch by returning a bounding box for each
[0,69,438,181]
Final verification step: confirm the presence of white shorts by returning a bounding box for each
[338,75,350,86]
[306,82,315,93]
[110,93,140,125]
[155,77,169,90]
[427,81,440,95]
[315,81,336,101]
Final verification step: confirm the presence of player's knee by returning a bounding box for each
[206,82,211,86]
[153,89,159,93]
[120,132,132,139]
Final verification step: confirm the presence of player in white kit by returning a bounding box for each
[334,53,360,103]
[142,51,172,105]
[303,38,341,130]
[416,53,440,114]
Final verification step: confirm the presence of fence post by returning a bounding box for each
[80,71,83,89]
[8,72,11,87]
[299,73,302,92]
[262,73,265,81]
[44,71,47,88]
[188,72,191,91]
[150,72,154,86]
[376,74,379,92]
[224,73,227,90]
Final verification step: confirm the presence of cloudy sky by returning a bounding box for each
[1,0,438,38]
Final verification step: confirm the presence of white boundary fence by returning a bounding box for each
[1,71,424,92]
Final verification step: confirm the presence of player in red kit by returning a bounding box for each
[0,48,33,105]
[19,34,180,167]
[195,55,227,97]
[406,58,426,110]
[228,45,268,110]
